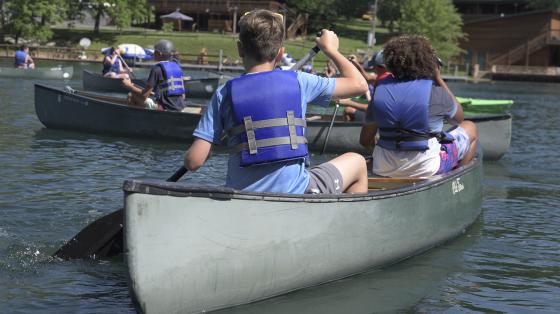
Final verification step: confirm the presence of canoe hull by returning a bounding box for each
[124,158,483,314]
[82,69,222,98]
[34,84,200,140]
[306,113,512,160]
[0,66,73,79]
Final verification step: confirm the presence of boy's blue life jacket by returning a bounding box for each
[156,61,185,97]
[372,77,451,151]
[102,56,121,75]
[227,70,308,167]
[14,50,27,67]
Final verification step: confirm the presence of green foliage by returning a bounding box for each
[87,0,153,33]
[286,0,337,30]
[528,0,560,10]
[333,0,370,20]
[398,0,464,59]
[6,0,66,43]
[162,22,174,33]
[378,0,405,32]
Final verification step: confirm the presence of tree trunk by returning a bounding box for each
[0,0,5,43]
[94,7,103,34]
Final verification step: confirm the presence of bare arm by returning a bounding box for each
[122,79,153,99]
[348,57,376,84]
[434,69,463,125]
[360,123,378,153]
[316,30,368,99]
[184,138,212,171]
[338,98,368,112]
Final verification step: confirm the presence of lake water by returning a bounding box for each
[1,61,559,313]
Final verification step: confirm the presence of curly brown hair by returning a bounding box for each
[383,35,438,81]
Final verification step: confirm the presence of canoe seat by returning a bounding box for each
[367,177,425,190]
[306,115,321,121]
[182,106,203,114]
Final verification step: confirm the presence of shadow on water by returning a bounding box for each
[215,221,483,314]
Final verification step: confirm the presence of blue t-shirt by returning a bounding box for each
[193,71,336,193]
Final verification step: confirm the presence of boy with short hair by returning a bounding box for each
[184,9,369,194]
[123,39,186,111]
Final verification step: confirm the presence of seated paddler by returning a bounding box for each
[183,9,369,194]
[102,47,130,79]
[14,44,35,69]
[360,35,478,178]
[122,39,187,111]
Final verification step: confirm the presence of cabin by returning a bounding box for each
[458,10,560,72]
[149,0,284,32]
[453,0,532,22]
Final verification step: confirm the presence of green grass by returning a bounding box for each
[52,19,393,67]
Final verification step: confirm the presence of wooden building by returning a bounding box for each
[149,0,284,32]
[453,0,531,22]
[459,10,560,70]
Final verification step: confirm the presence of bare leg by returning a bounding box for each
[458,120,478,166]
[327,152,368,193]
[343,107,356,122]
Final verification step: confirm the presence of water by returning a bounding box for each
[1,63,559,313]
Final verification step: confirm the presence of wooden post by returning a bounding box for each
[232,6,238,35]
[218,49,223,71]
[525,42,530,67]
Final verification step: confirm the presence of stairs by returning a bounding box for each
[488,31,549,66]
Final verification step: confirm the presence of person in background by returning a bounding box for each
[183,9,369,194]
[338,51,393,122]
[122,39,187,111]
[360,35,478,178]
[14,44,35,69]
[102,47,130,79]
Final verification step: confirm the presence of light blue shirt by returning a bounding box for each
[193,71,336,193]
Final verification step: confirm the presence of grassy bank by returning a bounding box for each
[51,19,391,67]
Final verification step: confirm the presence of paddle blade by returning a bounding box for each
[53,209,123,260]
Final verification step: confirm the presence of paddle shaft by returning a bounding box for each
[117,54,136,79]
[321,104,340,154]
[290,31,323,71]
[53,166,188,260]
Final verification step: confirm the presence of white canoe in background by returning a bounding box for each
[0,66,73,80]
[124,155,483,314]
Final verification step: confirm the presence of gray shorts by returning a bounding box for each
[306,162,344,194]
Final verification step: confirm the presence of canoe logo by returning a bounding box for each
[452,178,464,195]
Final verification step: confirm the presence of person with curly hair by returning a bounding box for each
[359,35,478,177]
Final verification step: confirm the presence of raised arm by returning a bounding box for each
[434,68,463,125]
[316,30,368,99]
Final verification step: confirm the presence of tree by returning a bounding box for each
[87,0,153,34]
[333,0,369,20]
[398,0,464,59]
[286,0,337,31]
[378,0,404,32]
[528,0,560,10]
[6,0,66,43]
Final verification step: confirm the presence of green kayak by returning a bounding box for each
[457,97,513,114]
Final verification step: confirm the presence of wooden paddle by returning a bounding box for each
[117,54,136,79]
[53,166,188,260]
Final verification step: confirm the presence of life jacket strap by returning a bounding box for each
[379,127,454,146]
[158,77,184,92]
[230,136,308,154]
[244,116,257,154]
[227,115,307,137]
[287,111,298,149]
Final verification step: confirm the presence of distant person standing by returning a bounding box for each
[122,39,187,111]
[14,44,35,69]
[102,47,130,79]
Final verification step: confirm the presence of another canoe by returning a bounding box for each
[35,84,203,140]
[306,113,512,161]
[124,153,483,313]
[35,84,511,160]
[457,97,514,114]
[82,69,224,98]
[0,66,73,80]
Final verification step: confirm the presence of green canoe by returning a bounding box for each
[457,97,514,114]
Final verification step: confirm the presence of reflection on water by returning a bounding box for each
[1,64,559,313]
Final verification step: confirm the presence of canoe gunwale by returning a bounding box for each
[123,153,481,203]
